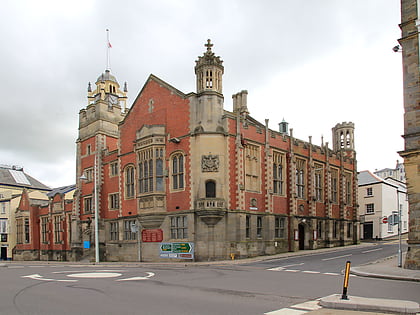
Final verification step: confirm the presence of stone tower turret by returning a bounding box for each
[332,122,355,152]
[192,39,225,133]
[195,39,224,95]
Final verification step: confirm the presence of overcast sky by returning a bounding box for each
[0,0,403,188]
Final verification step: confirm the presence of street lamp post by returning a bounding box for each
[93,155,99,263]
[80,154,99,263]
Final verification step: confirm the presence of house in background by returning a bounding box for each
[374,160,406,182]
[0,165,51,260]
[358,170,408,240]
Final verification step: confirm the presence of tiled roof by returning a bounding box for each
[0,165,51,191]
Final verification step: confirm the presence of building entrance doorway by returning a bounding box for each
[363,222,373,239]
[0,247,7,260]
[298,224,305,250]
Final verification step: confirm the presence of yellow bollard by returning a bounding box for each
[341,261,351,300]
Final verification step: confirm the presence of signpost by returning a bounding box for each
[382,217,388,224]
[159,242,194,259]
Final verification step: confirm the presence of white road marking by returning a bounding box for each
[67,272,122,278]
[264,308,307,314]
[322,254,352,261]
[53,269,126,274]
[362,248,383,253]
[291,300,321,311]
[22,274,77,282]
[302,271,320,274]
[323,272,340,276]
[268,266,285,271]
[284,269,300,272]
[116,272,155,281]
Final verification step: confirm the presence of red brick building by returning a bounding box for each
[14,185,75,261]
[69,40,358,262]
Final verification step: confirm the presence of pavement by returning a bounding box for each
[310,251,420,314]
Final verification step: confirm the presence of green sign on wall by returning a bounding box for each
[159,242,194,259]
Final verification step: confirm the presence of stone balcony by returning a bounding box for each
[195,198,226,210]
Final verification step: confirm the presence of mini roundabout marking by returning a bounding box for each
[22,270,155,282]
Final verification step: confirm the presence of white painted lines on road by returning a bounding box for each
[362,247,383,253]
[267,263,304,271]
[267,266,341,277]
[116,272,155,281]
[321,254,352,261]
[264,299,321,315]
[22,270,155,282]
[265,309,306,314]
[22,274,78,282]
[67,272,122,278]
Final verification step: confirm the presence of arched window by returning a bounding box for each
[125,166,135,198]
[205,180,216,198]
[172,153,184,190]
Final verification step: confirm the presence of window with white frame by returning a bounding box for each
[366,187,373,196]
[0,219,7,234]
[366,203,374,214]
[0,202,6,214]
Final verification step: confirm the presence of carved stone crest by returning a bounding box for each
[202,155,219,172]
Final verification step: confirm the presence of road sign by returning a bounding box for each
[159,242,194,259]
[382,217,388,224]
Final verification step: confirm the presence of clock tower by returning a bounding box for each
[72,69,128,257]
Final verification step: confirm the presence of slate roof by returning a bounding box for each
[358,170,384,186]
[0,165,51,191]
[47,184,76,198]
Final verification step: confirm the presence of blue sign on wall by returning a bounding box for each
[83,241,90,249]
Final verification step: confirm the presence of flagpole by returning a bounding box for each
[106,29,111,71]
